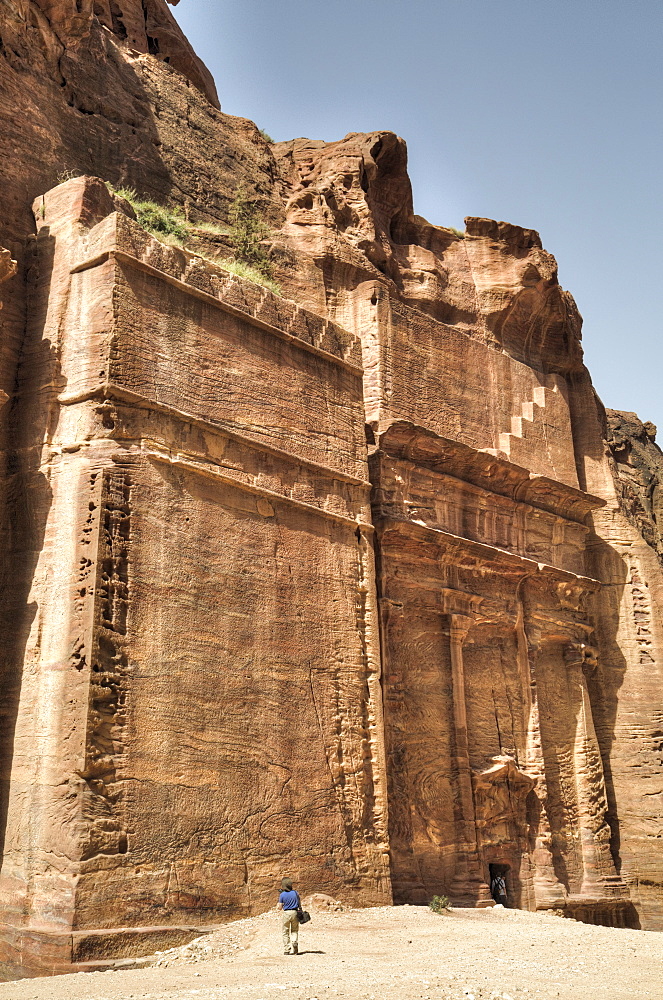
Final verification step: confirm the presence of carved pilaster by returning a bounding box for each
[448,614,493,906]
[563,642,626,900]
[522,641,569,909]
[514,592,531,764]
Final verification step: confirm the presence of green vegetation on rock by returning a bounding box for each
[215,256,281,296]
[107,183,280,294]
[428,894,451,914]
[228,187,274,280]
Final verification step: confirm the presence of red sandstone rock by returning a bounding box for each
[273,131,663,930]
[272,134,583,375]
[29,0,218,107]
[0,250,15,287]
[0,1,662,982]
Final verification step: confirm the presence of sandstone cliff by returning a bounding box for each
[606,410,663,559]
[273,132,583,378]
[0,0,662,980]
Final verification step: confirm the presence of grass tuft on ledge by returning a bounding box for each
[106,184,280,295]
[216,257,281,296]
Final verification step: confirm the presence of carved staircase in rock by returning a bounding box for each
[484,375,579,488]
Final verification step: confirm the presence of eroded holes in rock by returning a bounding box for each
[67,99,95,116]
[118,835,128,854]
[360,168,369,193]
[371,293,378,306]
[147,35,160,56]
[370,138,384,160]
[97,634,113,657]
[301,193,314,211]
[79,587,86,597]
[365,424,376,446]
[72,646,86,672]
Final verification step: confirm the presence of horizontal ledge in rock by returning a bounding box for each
[70,249,364,377]
[146,445,375,532]
[377,516,601,589]
[376,420,605,523]
[57,383,370,487]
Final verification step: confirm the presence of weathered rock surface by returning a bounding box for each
[0,175,390,977]
[0,0,662,982]
[8,0,218,106]
[273,133,583,374]
[272,132,663,933]
[606,409,663,558]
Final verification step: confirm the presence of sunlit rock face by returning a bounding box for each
[19,0,218,105]
[0,2,661,980]
[272,132,584,374]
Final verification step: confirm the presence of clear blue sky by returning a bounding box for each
[176,0,662,430]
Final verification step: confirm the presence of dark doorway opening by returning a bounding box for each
[489,863,510,906]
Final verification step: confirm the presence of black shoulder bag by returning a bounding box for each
[296,894,311,923]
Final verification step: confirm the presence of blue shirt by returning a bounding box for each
[279,890,300,910]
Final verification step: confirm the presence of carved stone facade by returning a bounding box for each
[369,419,630,923]
[0,178,391,976]
[0,174,644,977]
[1,1,663,981]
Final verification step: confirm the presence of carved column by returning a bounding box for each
[523,642,569,908]
[516,577,571,909]
[564,642,626,899]
[448,614,492,905]
[514,593,532,763]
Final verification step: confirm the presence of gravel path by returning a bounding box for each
[0,904,660,1000]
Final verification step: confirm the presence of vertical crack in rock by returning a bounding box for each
[80,468,131,861]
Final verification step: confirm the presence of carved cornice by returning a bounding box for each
[375,421,605,524]
[376,516,601,592]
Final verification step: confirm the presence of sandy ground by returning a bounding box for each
[0,904,661,1000]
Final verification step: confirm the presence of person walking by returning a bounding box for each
[277,877,300,955]
[491,871,507,906]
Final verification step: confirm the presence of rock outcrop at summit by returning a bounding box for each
[0,0,662,981]
[9,0,218,106]
[273,132,584,374]
[606,410,663,559]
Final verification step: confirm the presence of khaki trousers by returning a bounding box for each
[282,909,299,952]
